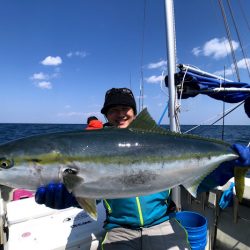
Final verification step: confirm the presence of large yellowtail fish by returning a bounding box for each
[0,109,239,219]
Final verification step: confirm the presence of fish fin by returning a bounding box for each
[76,197,97,221]
[182,182,199,198]
[62,167,83,192]
[182,165,219,197]
[234,167,249,202]
[63,168,97,220]
[128,108,167,134]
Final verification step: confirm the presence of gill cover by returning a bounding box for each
[62,167,97,220]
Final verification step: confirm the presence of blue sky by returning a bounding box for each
[1,0,250,125]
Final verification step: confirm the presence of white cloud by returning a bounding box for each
[145,75,164,84]
[192,47,202,56]
[67,51,88,58]
[41,56,62,66]
[213,68,234,77]
[213,58,250,77]
[147,60,167,69]
[30,72,48,80]
[237,58,250,69]
[192,37,239,59]
[30,68,60,88]
[36,81,52,89]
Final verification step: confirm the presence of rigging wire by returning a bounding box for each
[238,0,250,32]
[209,0,236,81]
[139,0,147,113]
[158,71,170,125]
[218,0,241,82]
[160,71,169,96]
[183,100,245,134]
[226,0,250,79]
[210,100,245,125]
[222,67,226,141]
[129,72,132,90]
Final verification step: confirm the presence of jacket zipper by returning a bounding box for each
[136,196,144,226]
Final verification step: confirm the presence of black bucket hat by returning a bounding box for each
[101,88,137,115]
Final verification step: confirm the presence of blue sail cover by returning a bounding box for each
[165,66,250,118]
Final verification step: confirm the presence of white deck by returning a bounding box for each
[2,198,105,250]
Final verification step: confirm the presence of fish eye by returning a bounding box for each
[0,158,14,169]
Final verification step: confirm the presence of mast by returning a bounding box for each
[164,0,181,210]
[164,0,177,132]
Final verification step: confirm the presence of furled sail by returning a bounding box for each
[165,64,250,117]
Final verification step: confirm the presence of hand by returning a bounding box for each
[219,182,235,209]
[231,144,250,166]
[35,182,79,209]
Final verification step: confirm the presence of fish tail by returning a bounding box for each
[234,167,249,202]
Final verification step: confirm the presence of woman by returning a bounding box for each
[35,88,250,250]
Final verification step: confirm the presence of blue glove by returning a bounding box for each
[231,144,250,166]
[219,182,235,209]
[35,182,79,209]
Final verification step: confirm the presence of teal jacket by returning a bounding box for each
[102,190,171,230]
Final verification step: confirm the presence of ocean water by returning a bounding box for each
[0,123,249,145]
[180,125,250,145]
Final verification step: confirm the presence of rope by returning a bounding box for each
[139,0,147,112]
[178,65,189,105]
[226,0,250,79]
[158,103,169,125]
[221,67,226,140]
[158,71,169,125]
[238,0,250,32]
[218,0,241,82]
[159,75,180,132]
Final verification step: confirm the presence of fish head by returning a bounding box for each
[0,154,40,190]
[0,139,62,190]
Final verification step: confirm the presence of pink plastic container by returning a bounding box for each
[12,189,34,201]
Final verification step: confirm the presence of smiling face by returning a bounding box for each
[106,106,135,128]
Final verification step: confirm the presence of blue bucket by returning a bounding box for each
[175,211,207,250]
